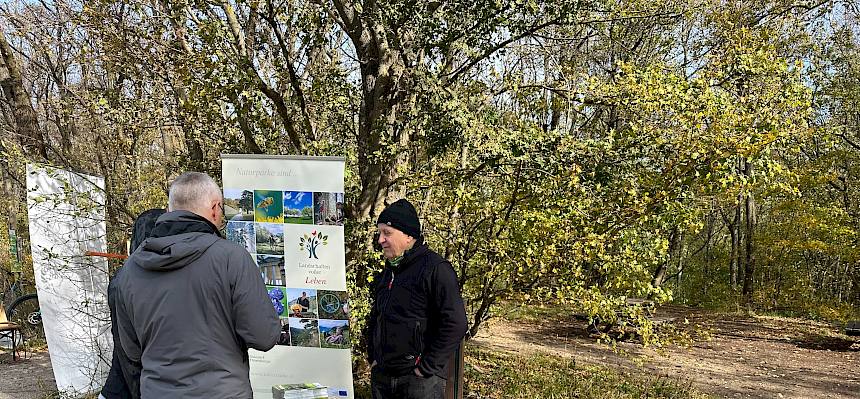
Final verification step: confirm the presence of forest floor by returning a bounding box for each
[471,304,859,398]
[1,305,857,398]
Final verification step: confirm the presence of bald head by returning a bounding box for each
[168,172,224,226]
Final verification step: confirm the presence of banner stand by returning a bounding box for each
[221,154,353,398]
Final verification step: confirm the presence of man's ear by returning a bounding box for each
[209,200,220,222]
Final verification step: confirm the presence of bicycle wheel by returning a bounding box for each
[7,293,45,348]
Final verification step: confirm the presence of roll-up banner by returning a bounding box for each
[221,154,353,399]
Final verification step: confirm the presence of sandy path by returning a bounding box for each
[471,308,859,398]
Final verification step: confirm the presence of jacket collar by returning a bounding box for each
[149,210,222,239]
[386,238,428,272]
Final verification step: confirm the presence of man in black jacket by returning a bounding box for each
[297,291,311,314]
[367,199,468,399]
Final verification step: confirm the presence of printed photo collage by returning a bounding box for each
[224,189,350,350]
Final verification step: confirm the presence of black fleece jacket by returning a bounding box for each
[366,241,468,378]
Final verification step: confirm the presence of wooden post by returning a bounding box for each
[445,339,465,399]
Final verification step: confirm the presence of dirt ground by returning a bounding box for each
[471,305,860,398]
[2,306,857,398]
[0,351,56,399]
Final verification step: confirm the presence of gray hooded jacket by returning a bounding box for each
[113,211,279,398]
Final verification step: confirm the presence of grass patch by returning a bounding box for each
[756,302,860,324]
[353,345,709,399]
[497,301,572,325]
[285,216,313,224]
[464,346,709,399]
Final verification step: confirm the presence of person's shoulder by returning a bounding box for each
[110,261,130,287]
[209,236,247,252]
[115,255,143,281]
[418,246,456,280]
[421,246,450,268]
[208,237,254,262]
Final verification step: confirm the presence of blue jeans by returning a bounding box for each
[370,368,445,399]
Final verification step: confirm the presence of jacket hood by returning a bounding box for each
[131,210,221,271]
[130,208,167,251]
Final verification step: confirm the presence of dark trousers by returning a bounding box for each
[371,368,445,399]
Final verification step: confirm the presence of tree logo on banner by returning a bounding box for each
[299,230,328,259]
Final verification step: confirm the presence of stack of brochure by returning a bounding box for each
[272,383,329,399]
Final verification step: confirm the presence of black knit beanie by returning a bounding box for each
[377,199,421,239]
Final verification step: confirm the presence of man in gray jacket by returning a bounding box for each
[113,172,279,398]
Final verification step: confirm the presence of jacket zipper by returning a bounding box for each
[382,269,396,311]
[415,320,422,365]
[377,268,395,368]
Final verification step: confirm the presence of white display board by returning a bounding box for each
[26,164,111,395]
[222,155,353,399]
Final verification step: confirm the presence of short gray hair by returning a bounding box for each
[168,172,222,212]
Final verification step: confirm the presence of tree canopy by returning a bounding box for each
[1,0,859,353]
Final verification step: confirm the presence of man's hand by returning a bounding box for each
[413,368,424,377]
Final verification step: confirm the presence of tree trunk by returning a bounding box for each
[851,261,860,305]
[731,197,741,288]
[742,159,756,305]
[722,171,743,291]
[334,2,412,287]
[652,226,679,288]
[0,31,46,160]
[3,167,17,245]
[153,0,208,170]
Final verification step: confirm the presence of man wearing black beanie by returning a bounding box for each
[366,199,468,399]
